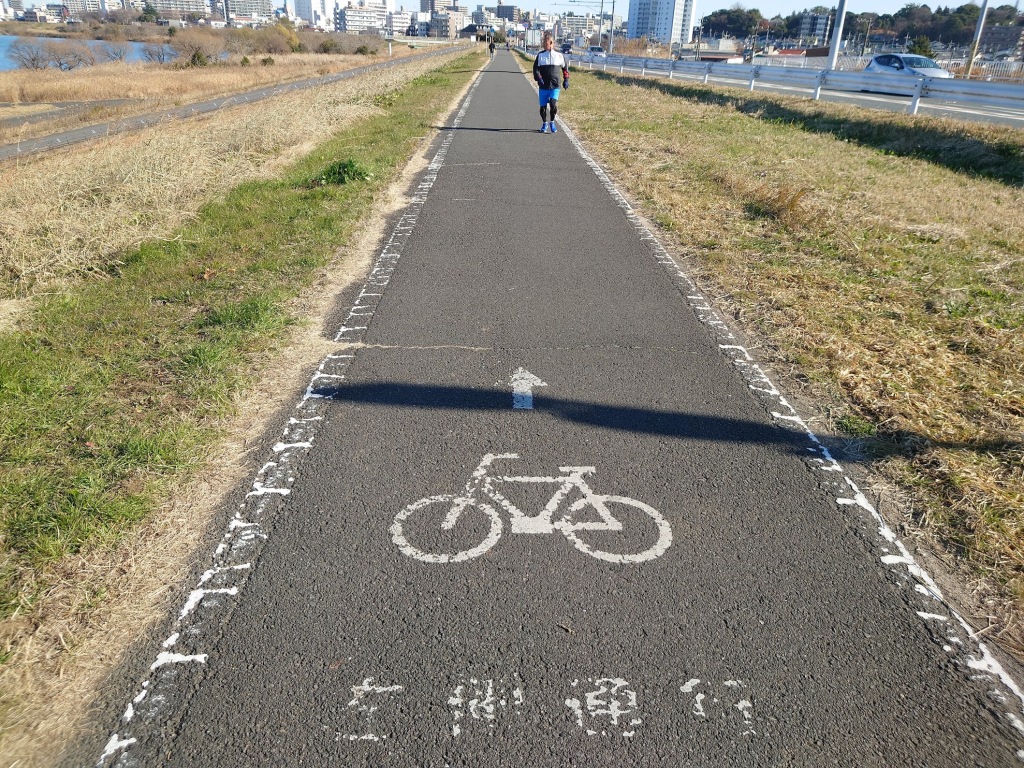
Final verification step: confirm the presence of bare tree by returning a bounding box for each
[45,41,96,71]
[224,27,259,55]
[106,8,139,25]
[99,41,132,62]
[9,40,51,70]
[142,42,175,64]
[169,29,226,65]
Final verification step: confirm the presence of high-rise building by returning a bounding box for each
[798,12,831,43]
[560,12,595,39]
[335,1,386,32]
[387,8,410,33]
[59,0,105,15]
[151,0,214,15]
[493,1,517,24]
[296,0,337,28]
[626,0,695,46]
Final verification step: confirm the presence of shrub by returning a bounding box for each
[261,56,275,66]
[169,28,225,67]
[310,159,372,186]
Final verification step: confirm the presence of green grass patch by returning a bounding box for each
[0,51,484,618]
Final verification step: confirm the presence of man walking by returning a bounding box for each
[489,40,496,60]
[532,32,569,134]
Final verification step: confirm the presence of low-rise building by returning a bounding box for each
[980,23,1024,59]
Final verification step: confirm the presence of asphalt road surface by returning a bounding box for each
[81,49,1024,768]
[577,58,1024,129]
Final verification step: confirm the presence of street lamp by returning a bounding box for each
[695,16,707,59]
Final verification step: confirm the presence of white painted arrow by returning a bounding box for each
[509,367,547,410]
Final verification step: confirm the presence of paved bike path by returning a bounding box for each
[90,50,1024,767]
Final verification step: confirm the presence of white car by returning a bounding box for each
[863,53,954,79]
[588,45,607,59]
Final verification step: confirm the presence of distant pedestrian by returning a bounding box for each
[489,40,496,60]
[532,32,569,134]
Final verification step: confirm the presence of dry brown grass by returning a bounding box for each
[0,51,475,768]
[565,74,1024,650]
[0,50,464,299]
[0,51,418,104]
[0,48,425,144]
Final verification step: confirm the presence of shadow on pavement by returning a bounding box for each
[319,381,1023,460]
[317,380,806,451]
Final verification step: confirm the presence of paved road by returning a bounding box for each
[83,49,1024,767]
[576,57,1024,129]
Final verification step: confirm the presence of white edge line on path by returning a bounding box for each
[555,110,1024,748]
[94,71,485,768]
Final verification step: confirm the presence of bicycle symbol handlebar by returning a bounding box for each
[391,454,672,564]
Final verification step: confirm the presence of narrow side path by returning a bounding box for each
[87,49,1024,768]
[0,46,462,162]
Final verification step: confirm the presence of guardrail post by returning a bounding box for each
[703,63,712,84]
[813,70,826,100]
[908,78,925,114]
[620,58,625,73]
[669,59,675,79]
[642,58,647,76]
[748,65,759,91]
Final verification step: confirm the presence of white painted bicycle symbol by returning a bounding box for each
[391,453,672,564]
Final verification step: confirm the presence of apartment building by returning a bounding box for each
[626,0,694,46]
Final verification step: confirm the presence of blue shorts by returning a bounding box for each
[538,88,561,105]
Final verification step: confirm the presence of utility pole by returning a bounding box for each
[608,0,615,53]
[965,0,990,79]
[826,0,848,70]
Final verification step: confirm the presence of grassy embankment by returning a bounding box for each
[0,20,163,42]
[0,48,482,765]
[0,47,424,144]
[554,64,1024,650]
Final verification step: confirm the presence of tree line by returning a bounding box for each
[6,19,380,70]
[700,3,1023,45]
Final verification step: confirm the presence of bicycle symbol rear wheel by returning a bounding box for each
[560,495,672,563]
[391,494,502,563]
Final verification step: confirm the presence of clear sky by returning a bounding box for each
[526,0,981,22]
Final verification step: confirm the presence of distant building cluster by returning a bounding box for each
[0,0,709,50]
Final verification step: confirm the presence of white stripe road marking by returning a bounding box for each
[95,66,487,768]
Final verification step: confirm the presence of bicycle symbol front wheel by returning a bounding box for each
[560,495,672,564]
[391,494,502,563]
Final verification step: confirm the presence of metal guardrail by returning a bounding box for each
[572,53,1024,116]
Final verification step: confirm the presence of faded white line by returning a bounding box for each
[556,107,1024,744]
[95,68,488,768]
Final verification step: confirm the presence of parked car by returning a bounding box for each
[587,45,607,59]
[863,53,954,79]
